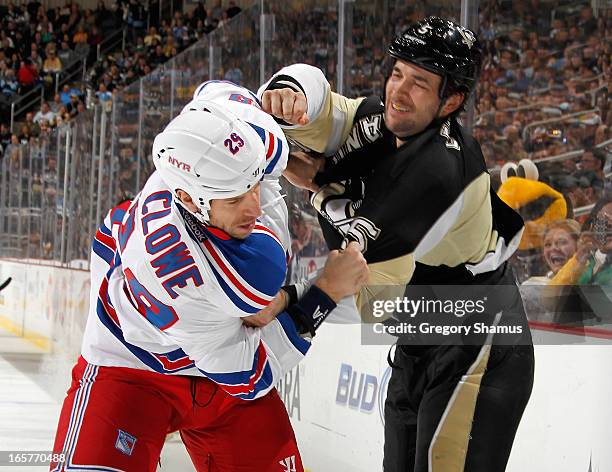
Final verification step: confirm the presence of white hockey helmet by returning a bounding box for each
[152,104,266,223]
[184,84,289,180]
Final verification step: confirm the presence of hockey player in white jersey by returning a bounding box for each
[50,102,368,472]
[188,79,292,252]
[188,80,365,327]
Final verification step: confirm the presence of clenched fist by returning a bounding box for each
[315,242,369,302]
[261,89,309,126]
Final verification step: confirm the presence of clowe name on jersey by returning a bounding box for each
[140,190,204,299]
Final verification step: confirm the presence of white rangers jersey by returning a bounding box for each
[191,80,361,324]
[190,80,291,252]
[82,172,310,400]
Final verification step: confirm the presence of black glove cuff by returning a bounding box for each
[286,285,336,337]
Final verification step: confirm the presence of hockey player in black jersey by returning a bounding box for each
[259,16,535,472]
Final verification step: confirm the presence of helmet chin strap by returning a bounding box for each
[175,196,210,225]
[193,209,209,225]
[435,74,449,116]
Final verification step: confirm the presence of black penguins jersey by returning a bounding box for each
[259,63,525,287]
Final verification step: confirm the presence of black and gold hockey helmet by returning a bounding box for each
[388,16,483,99]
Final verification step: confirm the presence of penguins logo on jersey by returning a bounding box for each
[311,181,381,252]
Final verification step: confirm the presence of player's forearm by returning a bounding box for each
[258,63,363,156]
[258,63,330,128]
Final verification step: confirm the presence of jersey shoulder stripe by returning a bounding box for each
[252,224,283,248]
[110,200,132,225]
[99,221,112,237]
[265,130,284,174]
[203,245,268,314]
[178,205,286,312]
[201,237,273,308]
[93,201,133,265]
[276,312,310,355]
[92,232,115,265]
[205,231,286,300]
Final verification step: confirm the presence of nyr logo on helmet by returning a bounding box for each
[168,155,191,172]
[157,147,191,172]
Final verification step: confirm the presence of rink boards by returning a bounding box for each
[1,259,611,471]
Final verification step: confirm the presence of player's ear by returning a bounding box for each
[176,189,194,206]
[176,189,202,214]
[438,92,465,118]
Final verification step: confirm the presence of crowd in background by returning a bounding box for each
[0,0,242,153]
[0,0,610,320]
[267,0,611,301]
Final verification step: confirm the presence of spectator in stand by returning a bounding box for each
[556,147,607,207]
[192,2,207,23]
[542,220,582,279]
[57,41,74,67]
[39,17,55,45]
[204,8,219,32]
[211,0,224,24]
[34,102,56,125]
[83,8,96,30]
[42,48,62,85]
[73,24,88,47]
[595,125,610,145]
[0,68,19,98]
[95,82,112,104]
[17,59,39,92]
[50,92,63,114]
[163,36,177,58]
[150,45,167,67]
[88,26,103,51]
[30,48,44,72]
[66,92,81,118]
[18,123,33,143]
[577,171,604,206]
[523,219,582,292]
[579,148,607,179]
[546,194,612,296]
[144,27,161,48]
[217,10,232,29]
[76,101,86,116]
[24,112,40,138]
[224,58,243,86]
[0,122,10,147]
[59,84,81,106]
[578,5,598,39]
[74,36,90,59]
[172,18,189,49]
[39,119,52,137]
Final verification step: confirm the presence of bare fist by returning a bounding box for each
[261,89,309,126]
[316,241,369,302]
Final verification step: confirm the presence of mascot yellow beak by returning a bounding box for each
[497,160,567,250]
